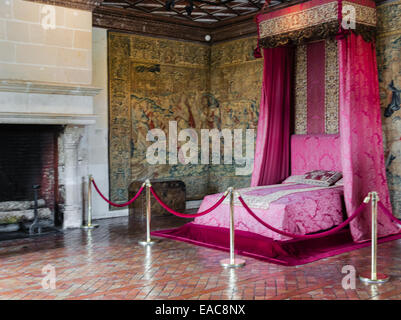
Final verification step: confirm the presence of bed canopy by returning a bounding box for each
[251,0,401,242]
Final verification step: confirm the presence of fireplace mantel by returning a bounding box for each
[0,80,102,96]
[0,113,96,125]
[0,79,101,126]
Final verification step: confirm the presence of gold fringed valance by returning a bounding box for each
[256,0,377,48]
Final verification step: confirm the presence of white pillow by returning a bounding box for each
[297,170,343,187]
[281,175,305,184]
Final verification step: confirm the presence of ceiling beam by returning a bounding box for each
[211,14,257,43]
[94,4,209,27]
[93,6,211,42]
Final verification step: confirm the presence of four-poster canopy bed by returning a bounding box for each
[152,0,401,265]
[250,0,400,243]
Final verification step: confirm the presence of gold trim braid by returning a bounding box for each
[259,2,338,39]
[325,38,339,134]
[258,1,377,48]
[259,20,339,49]
[295,45,307,135]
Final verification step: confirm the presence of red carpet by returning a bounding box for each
[151,223,401,266]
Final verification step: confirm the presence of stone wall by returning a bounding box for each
[0,0,92,84]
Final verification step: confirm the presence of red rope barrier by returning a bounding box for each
[92,179,144,207]
[150,186,227,218]
[238,195,368,240]
[378,202,401,225]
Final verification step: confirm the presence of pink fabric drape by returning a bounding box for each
[338,33,401,242]
[251,46,294,187]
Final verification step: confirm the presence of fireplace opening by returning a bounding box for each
[0,125,63,231]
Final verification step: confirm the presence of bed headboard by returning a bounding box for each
[291,134,342,175]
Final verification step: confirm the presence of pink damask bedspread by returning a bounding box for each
[193,183,344,241]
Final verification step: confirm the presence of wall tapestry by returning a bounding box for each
[108,33,262,204]
[377,1,401,215]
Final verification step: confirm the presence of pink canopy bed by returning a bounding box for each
[250,0,400,243]
[152,0,401,265]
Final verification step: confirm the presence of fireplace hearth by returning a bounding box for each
[0,125,61,232]
[0,80,100,231]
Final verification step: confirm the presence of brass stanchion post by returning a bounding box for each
[359,191,390,284]
[139,179,158,246]
[82,175,99,230]
[220,188,246,268]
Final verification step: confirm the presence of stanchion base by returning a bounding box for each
[220,258,246,268]
[81,224,99,230]
[359,272,390,284]
[138,239,160,246]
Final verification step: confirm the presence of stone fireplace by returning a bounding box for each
[0,79,100,229]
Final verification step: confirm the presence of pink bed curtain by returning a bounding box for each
[251,46,294,187]
[338,33,401,242]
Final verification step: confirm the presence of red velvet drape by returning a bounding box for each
[338,33,401,242]
[251,46,294,187]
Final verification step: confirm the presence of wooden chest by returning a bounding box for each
[128,179,186,221]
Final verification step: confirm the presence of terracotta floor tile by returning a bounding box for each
[0,216,400,300]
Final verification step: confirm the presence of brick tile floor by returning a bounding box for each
[0,216,400,300]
